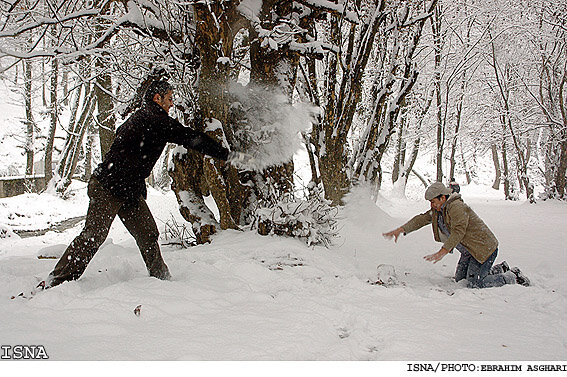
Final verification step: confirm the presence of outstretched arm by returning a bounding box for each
[382,227,405,242]
[167,118,230,161]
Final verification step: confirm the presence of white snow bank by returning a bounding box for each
[0,183,565,361]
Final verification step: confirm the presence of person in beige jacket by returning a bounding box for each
[383,182,529,288]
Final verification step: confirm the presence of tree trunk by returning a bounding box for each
[24,59,34,176]
[83,122,95,182]
[62,69,69,106]
[94,65,115,159]
[449,75,466,182]
[319,11,349,205]
[57,82,83,178]
[319,2,390,205]
[59,90,96,192]
[412,168,430,188]
[392,119,405,184]
[56,83,96,193]
[433,4,444,182]
[44,56,58,184]
[169,1,245,243]
[392,135,420,197]
[502,136,513,200]
[554,74,567,198]
[248,4,299,201]
[491,144,501,190]
[93,0,115,159]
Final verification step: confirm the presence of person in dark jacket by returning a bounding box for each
[41,80,248,289]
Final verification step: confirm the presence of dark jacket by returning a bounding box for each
[94,101,230,202]
[401,193,498,263]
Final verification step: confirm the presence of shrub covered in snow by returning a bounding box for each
[253,183,338,247]
[0,223,19,239]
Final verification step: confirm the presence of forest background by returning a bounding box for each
[0,0,566,245]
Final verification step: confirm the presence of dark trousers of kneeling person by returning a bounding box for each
[47,177,169,288]
[455,248,515,288]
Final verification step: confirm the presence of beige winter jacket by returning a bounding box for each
[401,193,498,263]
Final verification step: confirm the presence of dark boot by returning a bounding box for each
[511,267,531,287]
[490,260,510,275]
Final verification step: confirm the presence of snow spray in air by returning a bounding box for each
[228,83,318,171]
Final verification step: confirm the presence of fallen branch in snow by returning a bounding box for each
[161,215,196,248]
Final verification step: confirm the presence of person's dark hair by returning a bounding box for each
[435,194,448,200]
[144,80,173,103]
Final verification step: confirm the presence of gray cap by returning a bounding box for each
[424,182,453,201]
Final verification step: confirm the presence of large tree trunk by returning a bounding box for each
[319,12,350,205]
[248,2,299,201]
[94,0,115,159]
[169,2,245,243]
[319,1,389,204]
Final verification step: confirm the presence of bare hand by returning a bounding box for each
[424,248,450,264]
[383,227,404,243]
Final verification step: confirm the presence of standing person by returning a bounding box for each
[39,80,249,290]
[383,182,530,288]
[448,177,460,193]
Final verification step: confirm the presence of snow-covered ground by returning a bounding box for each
[0,182,565,364]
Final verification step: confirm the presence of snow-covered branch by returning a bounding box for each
[294,0,359,24]
[0,9,102,38]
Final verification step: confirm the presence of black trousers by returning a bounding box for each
[48,177,170,287]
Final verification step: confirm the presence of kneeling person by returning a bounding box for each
[383,182,529,288]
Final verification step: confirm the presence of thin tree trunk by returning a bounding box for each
[449,76,466,182]
[24,59,34,176]
[94,65,115,159]
[393,135,421,197]
[57,83,83,178]
[555,73,567,198]
[62,93,95,188]
[41,39,47,108]
[56,84,95,193]
[412,168,430,188]
[44,57,58,184]
[491,144,501,190]
[433,4,444,182]
[392,119,405,184]
[502,135,513,200]
[62,69,69,106]
[460,142,472,184]
[83,122,95,182]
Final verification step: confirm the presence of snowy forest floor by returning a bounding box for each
[0,183,565,361]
